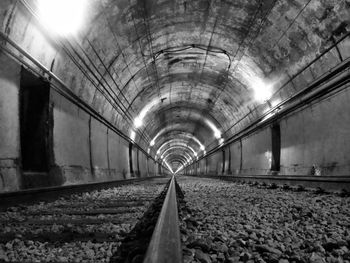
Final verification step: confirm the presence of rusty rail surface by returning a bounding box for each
[143,176,182,263]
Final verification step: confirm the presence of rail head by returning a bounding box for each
[143,176,182,263]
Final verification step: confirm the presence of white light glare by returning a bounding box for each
[134,117,143,128]
[253,78,272,102]
[219,138,224,145]
[150,139,155,146]
[38,0,86,35]
[205,119,221,139]
[164,161,174,174]
[130,131,136,141]
[134,98,163,129]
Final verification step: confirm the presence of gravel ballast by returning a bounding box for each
[178,177,350,263]
[0,178,168,262]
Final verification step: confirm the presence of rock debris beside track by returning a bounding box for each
[0,179,167,262]
[177,177,350,263]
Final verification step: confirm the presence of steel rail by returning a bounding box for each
[143,176,182,263]
[0,176,169,210]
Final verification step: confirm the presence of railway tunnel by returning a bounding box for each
[0,0,350,262]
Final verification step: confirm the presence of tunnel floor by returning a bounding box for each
[0,178,168,262]
[177,176,350,263]
[0,176,349,262]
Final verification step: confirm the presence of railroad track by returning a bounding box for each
[1,176,349,263]
[0,177,175,263]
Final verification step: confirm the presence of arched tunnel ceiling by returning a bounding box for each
[3,0,349,171]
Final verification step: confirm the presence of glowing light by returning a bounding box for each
[134,117,143,128]
[134,98,164,129]
[190,136,205,151]
[175,165,183,174]
[252,78,273,102]
[162,152,191,164]
[235,56,276,103]
[164,160,174,173]
[38,0,86,35]
[159,144,197,159]
[205,119,221,139]
[130,130,136,141]
[219,138,224,145]
[150,130,205,152]
[149,132,162,147]
[269,98,281,109]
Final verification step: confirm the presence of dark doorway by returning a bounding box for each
[136,149,140,177]
[129,142,134,176]
[222,150,225,174]
[271,123,281,172]
[20,68,51,172]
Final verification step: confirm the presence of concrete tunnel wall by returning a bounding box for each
[1,0,350,191]
[0,52,160,191]
[182,23,350,178]
[185,79,350,177]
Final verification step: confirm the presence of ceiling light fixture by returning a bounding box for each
[205,119,221,139]
[37,0,86,35]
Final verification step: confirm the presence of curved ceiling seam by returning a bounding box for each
[186,5,219,121]
[205,0,275,114]
[150,131,205,151]
[160,145,197,159]
[129,2,161,99]
[148,128,207,156]
[186,0,278,150]
[157,143,195,159]
[101,7,143,111]
[162,151,192,165]
[169,160,186,167]
[161,150,192,164]
[166,151,189,161]
[139,0,163,99]
[160,141,199,155]
[157,140,197,157]
[120,54,234,113]
[166,154,192,168]
[133,105,220,145]
[138,116,220,148]
[140,104,224,134]
[166,156,187,165]
[168,157,188,166]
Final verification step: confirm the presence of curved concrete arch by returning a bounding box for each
[1,0,348,175]
[156,139,199,158]
[161,149,193,164]
[161,145,196,160]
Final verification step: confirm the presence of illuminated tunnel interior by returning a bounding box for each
[0,0,350,191]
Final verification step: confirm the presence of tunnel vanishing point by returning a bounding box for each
[0,0,350,192]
